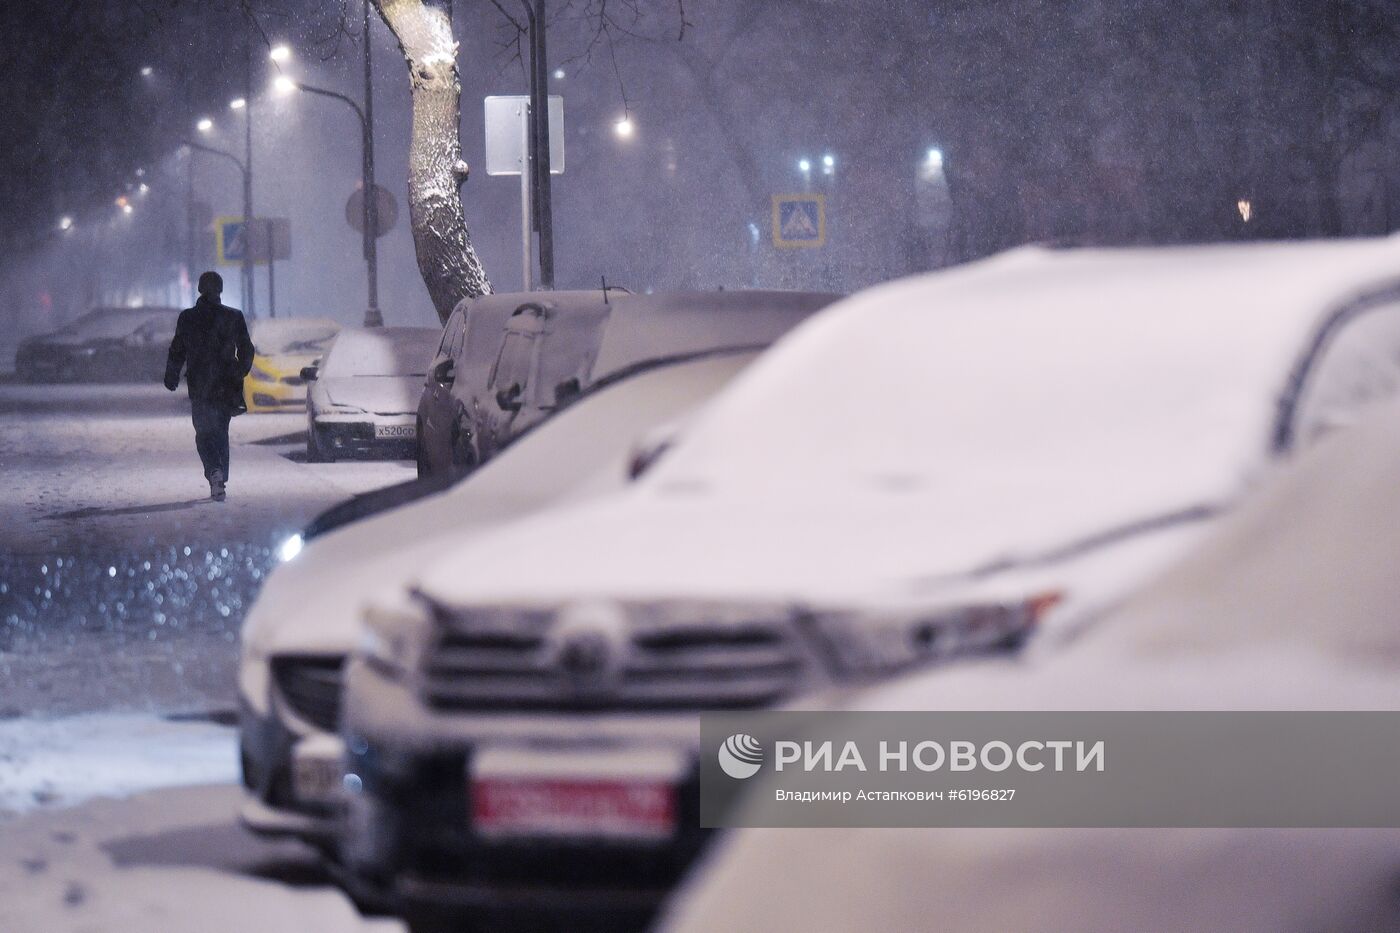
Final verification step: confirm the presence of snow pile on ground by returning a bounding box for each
[0,714,237,818]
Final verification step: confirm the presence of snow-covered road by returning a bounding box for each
[0,381,413,715]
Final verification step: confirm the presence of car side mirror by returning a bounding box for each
[300,366,318,382]
[432,358,456,386]
[495,383,523,412]
[552,377,581,407]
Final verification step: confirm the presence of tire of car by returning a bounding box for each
[306,424,333,463]
[414,419,431,478]
[449,417,477,472]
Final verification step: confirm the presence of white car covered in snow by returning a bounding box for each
[303,326,440,461]
[662,399,1400,933]
[237,350,766,846]
[337,238,1400,924]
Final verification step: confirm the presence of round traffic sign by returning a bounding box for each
[346,183,398,238]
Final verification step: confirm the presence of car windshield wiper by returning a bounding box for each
[914,501,1226,589]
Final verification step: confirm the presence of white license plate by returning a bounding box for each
[470,746,685,842]
[374,423,415,439]
[292,735,345,804]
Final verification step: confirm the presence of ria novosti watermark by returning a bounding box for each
[700,711,1400,828]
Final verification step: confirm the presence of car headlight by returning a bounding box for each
[276,533,303,563]
[357,590,435,678]
[802,592,1062,680]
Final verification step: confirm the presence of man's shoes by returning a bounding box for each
[209,472,227,502]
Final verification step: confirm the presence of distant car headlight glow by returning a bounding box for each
[277,533,304,562]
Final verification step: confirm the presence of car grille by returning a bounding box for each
[271,655,344,732]
[422,606,807,712]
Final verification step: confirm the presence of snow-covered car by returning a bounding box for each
[337,238,1400,925]
[243,318,342,413]
[416,289,838,478]
[661,399,1400,933]
[237,349,767,848]
[15,306,180,383]
[303,326,439,462]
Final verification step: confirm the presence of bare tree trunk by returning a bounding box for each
[373,0,491,323]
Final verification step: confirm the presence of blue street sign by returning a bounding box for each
[772,194,826,248]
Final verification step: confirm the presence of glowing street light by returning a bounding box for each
[229,97,247,110]
[273,75,297,96]
[269,44,292,63]
[196,117,214,133]
[58,216,73,231]
[1237,198,1253,223]
[122,203,134,215]
[822,153,835,175]
[553,68,565,80]
[926,148,944,170]
[797,157,811,174]
[139,66,153,77]
[138,182,149,195]
[614,116,635,139]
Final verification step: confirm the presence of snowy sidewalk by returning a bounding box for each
[0,783,402,932]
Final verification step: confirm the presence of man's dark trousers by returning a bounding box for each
[191,400,232,481]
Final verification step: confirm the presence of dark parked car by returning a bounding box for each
[415,289,840,478]
[15,306,181,383]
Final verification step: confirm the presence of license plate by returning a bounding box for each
[292,735,345,804]
[374,423,415,439]
[470,746,684,842]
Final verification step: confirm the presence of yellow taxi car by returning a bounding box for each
[244,318,341,413]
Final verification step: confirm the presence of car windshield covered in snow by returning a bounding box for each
[318,326,438,379]
[251,319,340,356]
[641,245,1400,547]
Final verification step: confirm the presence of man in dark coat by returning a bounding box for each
[164,271,254,501]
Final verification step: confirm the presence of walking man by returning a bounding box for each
[163,271,254,501]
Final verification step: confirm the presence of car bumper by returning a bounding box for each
[237,696,343,846]
[246,384,308,412]
[341,661,711,922]
[312,415,416,459]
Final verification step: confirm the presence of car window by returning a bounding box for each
[535,314,608,407]
[489,330,537,397]
[1290,302,1400,446]
[436,310,462,358]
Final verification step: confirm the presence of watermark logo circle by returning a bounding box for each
[718,733,764,779]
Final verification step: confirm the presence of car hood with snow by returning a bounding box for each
[317,374,422,415]
[659,400,1400,933]
[408,240,1400,618]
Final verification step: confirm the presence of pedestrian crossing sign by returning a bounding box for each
[216,216,249,265]
[772,194,826,248]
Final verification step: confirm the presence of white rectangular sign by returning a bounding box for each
[484,95,565,176]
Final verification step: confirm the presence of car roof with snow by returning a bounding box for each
[53,306,180,339]
[251,317,341,355]
[589,290,840,378]
[404,238,1400,609]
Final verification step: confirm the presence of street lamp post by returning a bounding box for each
[184,140,252,287]
[242,35,258,318]
[284,75,381,327]
[362,0,382,325]
[516,0,555,289]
